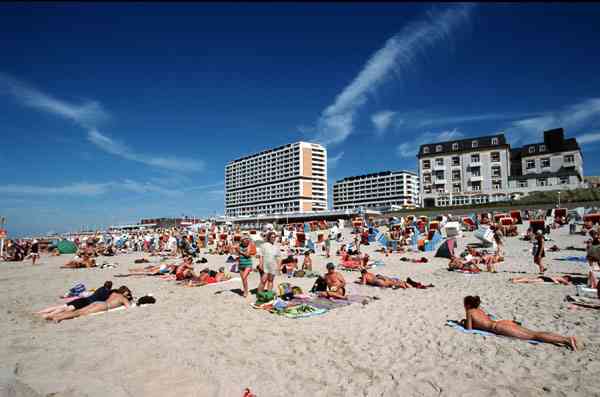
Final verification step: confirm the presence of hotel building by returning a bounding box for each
[332,170,420,211]
[417,128,584,208]
[225,142,328,217]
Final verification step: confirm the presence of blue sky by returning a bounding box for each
[2,3,600,236]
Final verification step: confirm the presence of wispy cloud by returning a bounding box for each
[87,129,204,172]
[416,112,532,128]
[576,132,600,145]
[328,152,345,168]
[0,73,204,172]
[371,110,400,136]
[0,180,183,197]
[507,98,600,143]
[397,128,463,158]
[312,4,475,146]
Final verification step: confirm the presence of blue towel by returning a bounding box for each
[446,320,540,345]
[555,256,587,262]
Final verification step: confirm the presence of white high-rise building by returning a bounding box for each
[225,142,327,217]
[332,170,420,211]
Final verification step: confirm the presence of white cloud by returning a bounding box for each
[371,110,399,136]
[507,98,600,143]
[312,4,475,146]
[576,132,600,145]
[0,72,108,128]
[416,112,532,128]
[0,73,204,172]
[328,151,345,168]
[87,129,204,172]
[0,180,183,197]
[397,128,463,158]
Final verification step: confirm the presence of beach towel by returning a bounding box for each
[181,277,241,287]
[555,256,588,262]
[280,304,327,319]
[449,268,481,274]
[446,320,540,344]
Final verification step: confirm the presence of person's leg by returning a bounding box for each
[257,272,267,293]
[588,271,598,289]
[266,274,274,291]
[494,321,573,348]
[240,267,251,297]
[35,304,66,315]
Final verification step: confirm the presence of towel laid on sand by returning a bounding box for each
[555,256,588,262]
[446,320,540,345]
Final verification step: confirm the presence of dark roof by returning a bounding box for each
[334,170,417,184]
[508,166,582,181]
[417,134,508,158]
[518,128,581,158]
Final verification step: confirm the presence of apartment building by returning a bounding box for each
[507,129,584,194]
[225,142,328,217]
[332,170,420,211]
[418,135,511,208]
[417,128,584,208]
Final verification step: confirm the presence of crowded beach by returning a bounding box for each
[1,207,600,395]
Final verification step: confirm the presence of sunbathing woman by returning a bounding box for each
[49,286,133,323]
[461,295,579,350]
[510,275,574,285]
[61,253,96,269]
[448,256,481,272]
[184,267,229,287]
[35,281,114,319]
[175,256,195,281]
[358,269,409,289]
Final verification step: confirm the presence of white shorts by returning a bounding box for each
[263,261,277,275]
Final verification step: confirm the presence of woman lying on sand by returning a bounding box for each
[357,269,433,289]
[183,267,229,287]
[49,286,133,323]
[510,275,575,285]
[60,253,96,268]
[448,256,481,272]
[35,281,114,319]
[461,295,580,351]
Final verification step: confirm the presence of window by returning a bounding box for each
[471,168,481,177]
[453,183,461,193]
[435,171,445,181]
[423,160,431,169]
[452,156,460,166]
[471,154,480,163]
[471,181,481,191]
[452,170,461,181]
[537,178,548,187]
[491,166,501,178]
[493,181,502,190]
[560,176,569,185]
[541,158,550,168]
[452,142,459,151]
[518,180,528,188]
[491,152,500,162]
[564,154,575,164]
[472,140,478,148]
[526,159,536,169]
[436,145,442,152]
[435,158,444,166]
[528,146,535,154]
[539,144,546,152]
[423,147,430,154]
[491,137,498,145]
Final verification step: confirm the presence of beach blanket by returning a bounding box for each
[446,320,540,345]
[566,295,600,309]
[555,256,588,262]
[180,277,241,287]
[280,304,327,318]
[449,268,481,274]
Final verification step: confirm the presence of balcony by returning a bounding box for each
[433,163,445,171]
[470,161,481,167]
[470,175,483,182]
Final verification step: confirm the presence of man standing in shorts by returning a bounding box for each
[31,239,40,265]
[258,232,281,292]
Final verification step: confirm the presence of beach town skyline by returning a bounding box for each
[2,3,600,236]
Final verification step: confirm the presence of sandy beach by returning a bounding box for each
[1,224,599,397]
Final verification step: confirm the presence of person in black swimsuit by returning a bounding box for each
[30,239,40,265]
[35,281,113,319]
